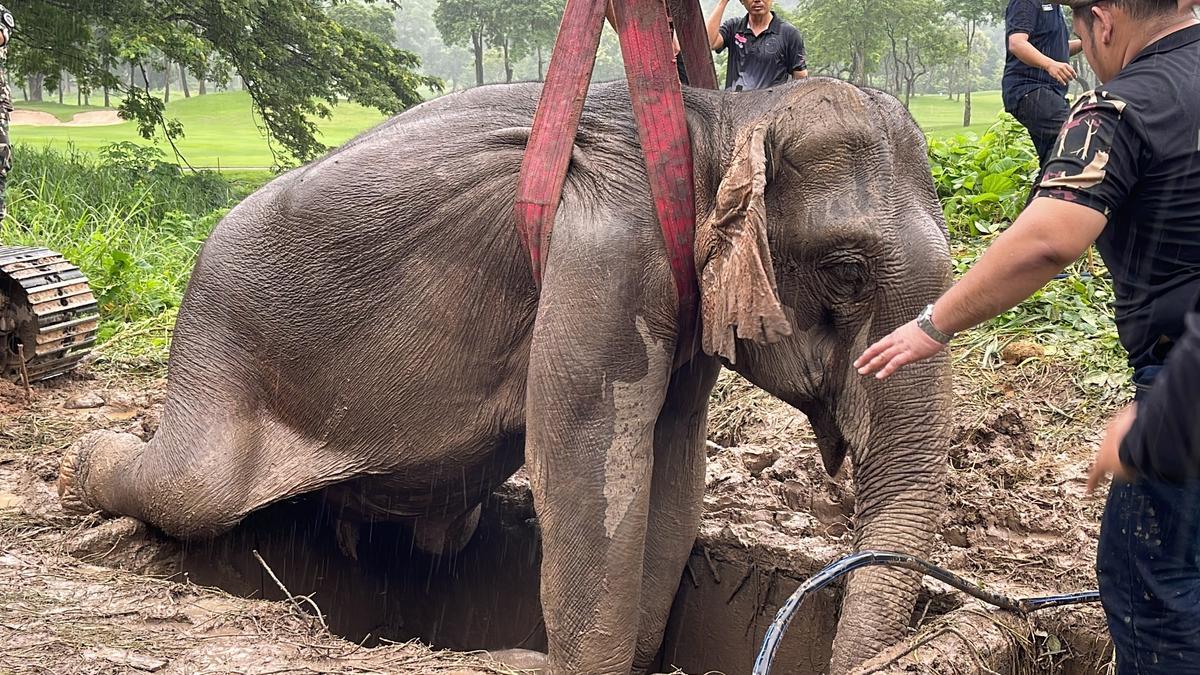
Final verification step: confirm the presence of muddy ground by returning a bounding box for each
[0,344,1121,674]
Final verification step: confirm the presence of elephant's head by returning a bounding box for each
[693,79,952,672]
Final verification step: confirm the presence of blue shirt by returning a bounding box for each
[1002,0,1070,113]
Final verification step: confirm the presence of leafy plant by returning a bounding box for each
[928,114,1040,237]
[1,145,243,369]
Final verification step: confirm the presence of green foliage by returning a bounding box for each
[8,0,441,164]
[931,117,1129,395]
[0,146,239,367]
[928,114,1039,236]
[434,0,564,83]
[328,0,398,44]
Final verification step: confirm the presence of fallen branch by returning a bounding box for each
[252,549,328,631]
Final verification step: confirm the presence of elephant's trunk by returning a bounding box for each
[828,355,951,674]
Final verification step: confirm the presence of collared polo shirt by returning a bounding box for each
[716,13,806,91]
[1035,24,1200,370]
[1002,0,1071,112]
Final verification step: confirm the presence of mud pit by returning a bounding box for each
[0,351,1119,673]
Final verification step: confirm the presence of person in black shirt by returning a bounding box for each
[704,0,806,90]
[855,0,1200,669]
[1003,0,1083,165]
[1089,293,1200,493]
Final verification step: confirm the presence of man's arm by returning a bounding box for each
[706,0,730,50]
[791,31,808,78]
[1119,312,1200,482]
[854,198,1105,378]
[1069,38,1083,56]
[1008,32,1076,84]
[856,90,1140,380]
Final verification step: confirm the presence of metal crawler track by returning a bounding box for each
[0,246,99,383]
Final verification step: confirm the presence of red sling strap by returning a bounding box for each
[514,0,717,357]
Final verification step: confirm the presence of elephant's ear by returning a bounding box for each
[697,123,792,364]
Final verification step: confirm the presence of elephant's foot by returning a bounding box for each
[410,504,482,557]
[485,648,547,673]
[57,430,144,516]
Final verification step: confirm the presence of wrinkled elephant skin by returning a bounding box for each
[58,79,951,675]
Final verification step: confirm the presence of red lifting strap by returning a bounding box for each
[515,0,712,358]
[611,0,698,351]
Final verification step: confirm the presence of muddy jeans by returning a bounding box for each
[1097,366,1200,673]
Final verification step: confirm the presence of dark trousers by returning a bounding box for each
[1013,87,1071,167]
[1097,366,1200,673]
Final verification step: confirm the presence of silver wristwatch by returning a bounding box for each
[916,304,953,344]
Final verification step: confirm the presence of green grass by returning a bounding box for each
[1,145,241,369]
[10,87,1006,168]
[11,91,387,168]
[909,90,1005,139]
[11,100,109,123]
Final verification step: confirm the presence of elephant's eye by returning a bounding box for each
[822,253,870,292]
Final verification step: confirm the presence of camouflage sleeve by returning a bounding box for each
[1033,90,1147,220]
[0,6,12,45]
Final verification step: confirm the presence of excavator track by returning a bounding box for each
[0,246,99,383]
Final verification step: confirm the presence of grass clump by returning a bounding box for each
[0,144,247,370]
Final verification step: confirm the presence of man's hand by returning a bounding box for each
[854,320,945,380]
[1087,403,1138,493]
[1044,60,1077,85]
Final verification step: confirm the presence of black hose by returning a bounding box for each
[751,549,1100,675]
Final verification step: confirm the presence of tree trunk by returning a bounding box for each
[198,77,206,95]
[472,30,484,86]
[163,65,171,103]
[962,19,975,127]
[27,74,43,101]
[503,37,513,84]
[58,72,64,104]
[179,63,191,98]
[104,87,110,107]
[537,44,544,81]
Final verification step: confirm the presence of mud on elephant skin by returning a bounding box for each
[58,77,951,674]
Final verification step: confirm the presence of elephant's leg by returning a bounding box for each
[631,357,720,673]
[525,206,677,674]
[59,408,354,538]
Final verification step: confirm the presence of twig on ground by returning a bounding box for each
[17,343,31,403]
[252,549,328,631]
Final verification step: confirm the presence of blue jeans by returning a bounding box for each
[1097,366,1200,673]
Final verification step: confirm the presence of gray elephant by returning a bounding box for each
[57,77,951,674]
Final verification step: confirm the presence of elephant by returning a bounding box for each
[57,77,951,674]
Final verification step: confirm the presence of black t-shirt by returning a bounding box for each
[1002,0,1070,112]
[1119,291,1200,483]
[717,13,805,91]
[1034,24,1200,371]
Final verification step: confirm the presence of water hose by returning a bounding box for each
[751,549,1100,675]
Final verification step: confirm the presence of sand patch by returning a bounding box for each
[10,109,124,127]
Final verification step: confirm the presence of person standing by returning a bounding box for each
[0,4,13,221]
[1003,0,1083,165]
[856,0,1200,669]
[705,0,807,91]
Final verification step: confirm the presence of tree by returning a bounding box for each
[328,0,397,43]
[881,0,960,106]
[434,0,563,86]
[945,0,1003,126]
[7,1,441,163]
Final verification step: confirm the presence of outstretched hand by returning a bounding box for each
[1087,404,1138,494]
[854,320,946,380]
